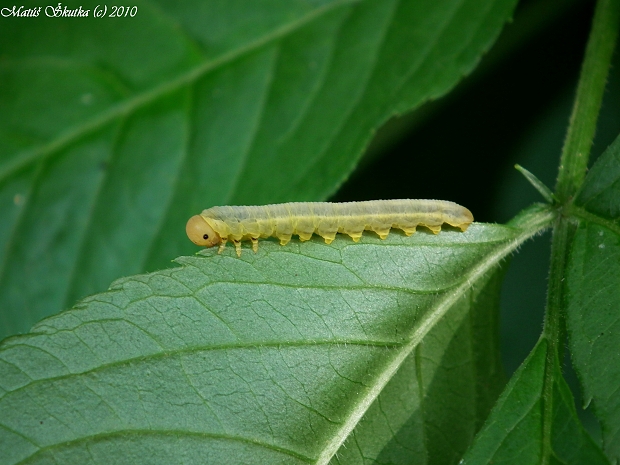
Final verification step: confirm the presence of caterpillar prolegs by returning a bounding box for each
[186,199,474,257]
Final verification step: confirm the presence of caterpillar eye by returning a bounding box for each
[186,215,221,247]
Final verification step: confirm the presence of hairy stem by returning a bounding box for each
[554,0,620,202]
[541,0,620,462]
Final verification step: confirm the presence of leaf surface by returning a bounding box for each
[0,0,518,338]
[331,267,506,465]
[0,212,550,465]
[460,339,609,465]
[566,132,620,462]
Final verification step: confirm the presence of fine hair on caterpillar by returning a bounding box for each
[186,199,474,257]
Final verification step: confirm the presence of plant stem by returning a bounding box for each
[555,0,620,202]
[540,219,575,463]
[540,0,619,462]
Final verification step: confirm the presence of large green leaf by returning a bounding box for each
[0,207,551,465]
[460,339,609,465]
[566,132,620,462]
[0,0,518,339]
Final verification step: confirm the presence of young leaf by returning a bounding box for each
[514,164,556,204]
[0,210,551,465]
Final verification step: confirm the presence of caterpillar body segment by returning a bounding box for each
[186,199,474,257]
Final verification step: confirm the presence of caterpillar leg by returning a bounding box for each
[348,232,363,242]
[445,221,471,232]
[233,240,242,257]
[426,225,441,234]
[279,234,292,246]
[322,232,337,244]
[297,232,313,242]
[401,226,417,236]
[218,239,228,254]
[251,237,259,253]
[375,229,390,240]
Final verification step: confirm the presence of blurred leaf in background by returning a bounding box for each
[0,0,518,339]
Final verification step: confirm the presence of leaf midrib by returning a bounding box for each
[314,208,555,464]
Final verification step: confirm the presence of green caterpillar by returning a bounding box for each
[186,199,474,256]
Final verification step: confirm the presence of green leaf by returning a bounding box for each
[572,132,620,221]
[566,132,620,462]
[0,209,551,465]
[460,339,609,465]
[332,267,507,465]
[0,0,518,340]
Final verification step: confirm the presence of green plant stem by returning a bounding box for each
[540,218,575,464]
[555,0,620,202]
[540,0,620,462]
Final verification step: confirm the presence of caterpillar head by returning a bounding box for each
[186,215,222,247]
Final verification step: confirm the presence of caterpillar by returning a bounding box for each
[186,199,473,257]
